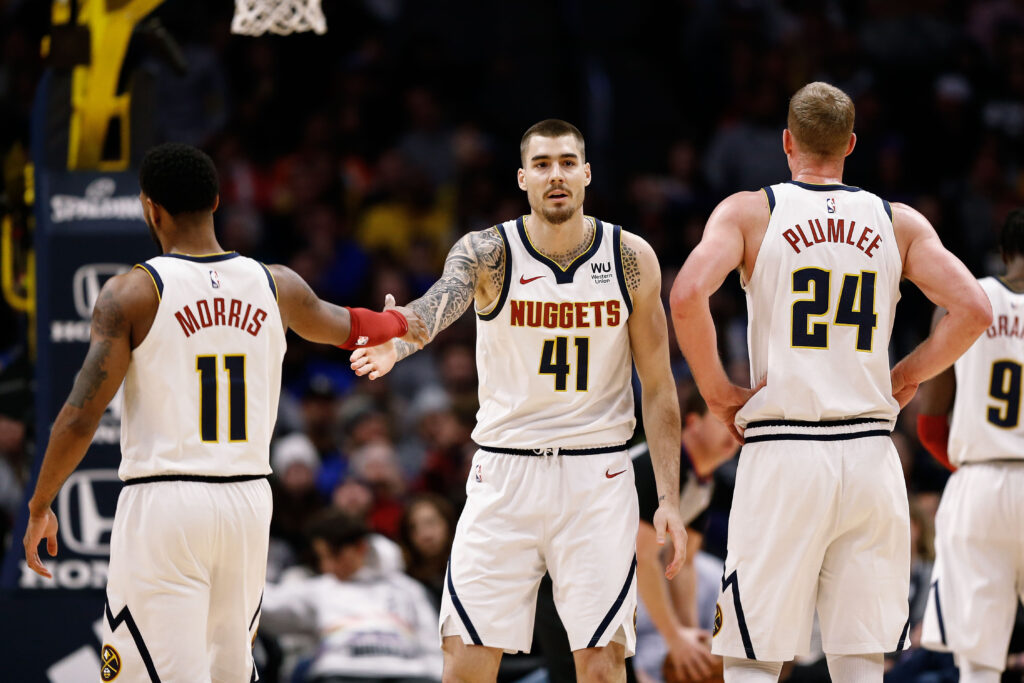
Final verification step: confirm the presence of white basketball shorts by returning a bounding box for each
[440,447,638,655]
[711,421,910,662]
[101,476,272,682]
[921,461,1024,671]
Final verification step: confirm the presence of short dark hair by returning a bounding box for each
[520,119,586,164]
[305,509,369,551]
[1001,208,1024,260]
[682,391,709,418]
[139,142,219,216]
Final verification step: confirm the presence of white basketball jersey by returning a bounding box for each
[471,216,636,448]
[120,252,286,479]
[736,181,902,426]
[948,277,1024,465]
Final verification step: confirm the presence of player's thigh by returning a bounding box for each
[817,439,909,654]
[546,451,638,654]
[442,635,502,683]
[208,479,273,682]
[712,443,840,661]
[441,451,547,653]
[104,484,215,682]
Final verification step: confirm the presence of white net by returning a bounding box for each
[231,0,327,36]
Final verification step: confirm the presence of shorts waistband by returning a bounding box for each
[478,443,628,456]
[123,473,269,486]
[959,458,1024,467]
[742,418,892,443]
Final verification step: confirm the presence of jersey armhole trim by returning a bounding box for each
[762,186,776,216]
[882,198,893,222]
[477,224,511,321]
[613,223,634,315]
[258,262,278,302]
[133,263,163,301]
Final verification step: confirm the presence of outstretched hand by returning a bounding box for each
[23,507,59,579]
[350,340,398,380]
[706,377,767,444]
[383,294,428,349]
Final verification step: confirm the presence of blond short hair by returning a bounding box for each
[788,82,855,157]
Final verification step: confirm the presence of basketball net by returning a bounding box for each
[231,0,327,36]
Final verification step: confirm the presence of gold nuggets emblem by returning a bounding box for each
[713,603,723,637]
[101,644,121,680]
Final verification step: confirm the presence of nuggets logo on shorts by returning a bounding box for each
[101,644,121,681]
[713,603,723,637]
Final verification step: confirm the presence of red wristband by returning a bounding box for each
[339,308,408,350]
[917,413,955,472]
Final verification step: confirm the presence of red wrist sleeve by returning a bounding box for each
[917,413,955,472]
[339,308,408,350]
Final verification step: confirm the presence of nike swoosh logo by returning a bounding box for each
[605,468,627,479]
[519,274,544,285]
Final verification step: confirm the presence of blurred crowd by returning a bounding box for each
[3,0,1024,681]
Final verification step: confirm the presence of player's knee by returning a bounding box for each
[574,645,626,683]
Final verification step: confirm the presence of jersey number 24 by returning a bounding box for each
[791,268,877,352]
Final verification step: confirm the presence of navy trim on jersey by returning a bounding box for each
[446,559,482,645]
[721,570,756,659]
[762,186,776,215]
[123,473,268,486]
[746,417,886,429]
[478,224,512,321]
[249,590,263,631]
[612,223,634,315]
[134,263,164,300]
[516,215,604,284]
[744,430,890,444]
[479,443,627,456]
[587,555,637,648]
[105,599,162,682]
[896,617,911,651]
[786,180,862,193]
[160,251,241,263]
[258,262,278,301]
[930,580,947,646]
[882,199,893,222]
[995,276,1024,295]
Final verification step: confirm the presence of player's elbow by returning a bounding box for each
[962,292,993,337]
[668,278,704,320]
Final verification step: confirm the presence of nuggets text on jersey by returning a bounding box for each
[509,299,622,329]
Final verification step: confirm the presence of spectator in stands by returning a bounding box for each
[261,509,441,683]
[398,494,456,607]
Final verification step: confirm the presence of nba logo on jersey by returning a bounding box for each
[826,197,836,213]
[209,270,221,288]
[475,464,483,482]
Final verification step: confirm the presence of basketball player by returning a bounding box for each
[669,82,992,683]
[22,143,427,682]
[917,209,1024,683]
[350,119,688,683]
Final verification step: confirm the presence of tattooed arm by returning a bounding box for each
[24,269,154,578]
[350,227,505,379]
[622,231,687,579]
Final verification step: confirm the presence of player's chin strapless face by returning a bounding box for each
[522,135,588,224]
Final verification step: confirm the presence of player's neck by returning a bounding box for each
[790,157,846,186]
[525,211,591,262]
[163,222,225,256]
[1002,256,1024,291]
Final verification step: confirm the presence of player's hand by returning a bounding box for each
[705,377,767,444]
[890,364,919,409]
[23,506,59,579]
[350,340,398,380]
[383,294,428,349]
[653,500,688,580]
[664,627,717,682]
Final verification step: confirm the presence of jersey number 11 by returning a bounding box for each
[196,355,247,442]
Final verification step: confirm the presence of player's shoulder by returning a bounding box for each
[104,267,158,310]
[714,189,771,223]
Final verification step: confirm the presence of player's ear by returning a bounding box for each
[211,194,220,213]
[844,132,857,158]
[584,162,591,187]
[782,129,794,156]
[517,167,527,191]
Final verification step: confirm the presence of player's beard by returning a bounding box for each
[539,189,584,225]
[143,211,162,251]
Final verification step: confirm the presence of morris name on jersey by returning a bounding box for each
[783,217,884,258]
[509,299,623,329]
[174,297,270,338]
